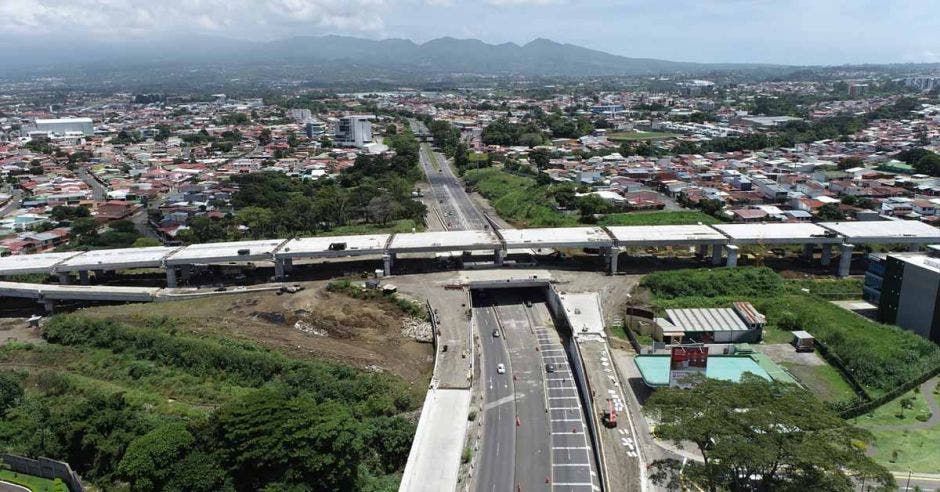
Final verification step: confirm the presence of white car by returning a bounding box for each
[496,363,506,374]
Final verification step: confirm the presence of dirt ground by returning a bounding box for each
[76,281,434,388]
[0,318,41,345]
[757,343,825,366]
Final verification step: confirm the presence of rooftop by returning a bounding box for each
[634,354,772,387]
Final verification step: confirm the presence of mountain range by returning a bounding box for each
[1,34,781,78]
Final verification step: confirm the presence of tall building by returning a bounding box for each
[33,117,94,137]
[334,115,374,148]
[289,109,312,122]
[304,119,327,138]
[865,252,940,343]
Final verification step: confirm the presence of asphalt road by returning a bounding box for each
[417,139,486,231]
[473,290,599,492]
[0,189,23,217]
[473,295,516,492]
[75,167,107,201]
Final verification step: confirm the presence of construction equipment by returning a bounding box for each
[601,398,618,428]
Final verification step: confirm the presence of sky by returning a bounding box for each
[1,0,938,65]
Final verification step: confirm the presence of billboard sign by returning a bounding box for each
[669,345,708,388]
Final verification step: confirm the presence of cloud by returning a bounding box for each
[0,0,388,39]
[484,0,563,5]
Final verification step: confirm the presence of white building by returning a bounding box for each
[33,117,94,137]
[334,115,374,148]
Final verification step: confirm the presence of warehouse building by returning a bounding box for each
[33,117,94,137]
[654,302,765,344]
[864,252,940,343]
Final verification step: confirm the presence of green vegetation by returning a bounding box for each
[463,167,716,228]
[327,279,427,319]
[671,97,920,156]
[855,387,940,473]
[784,277,862,299]
[599,210,718,226]
[0,469,67,492]
[178,130,427,243]
[644,375,893,491]
[781,362,858,403]
[481,118,545,147]
[0,315,418,491]
[641,268,940,396]
[606,131,678,141]
[641,267,784,299]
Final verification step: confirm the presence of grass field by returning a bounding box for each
[607,131,678,142]
[463,167,719,228]
[782,362,857,402]
[598,210,719,226]
[855,387,940,472]
[0,469,65,492]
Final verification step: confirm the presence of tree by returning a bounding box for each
[71,217,99,242]
[529,148,551,172]
[0,371,23,415]
[210,388,366,491]
[131,237,162,247]
[118,423,197,491]
[838,156,864,170]
[258,128,272,146]
[643,375,893,492]
[817,203,846,221]
[914,152,940,176]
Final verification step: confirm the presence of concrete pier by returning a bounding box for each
[726,245,739,268]
[838,244,855,277]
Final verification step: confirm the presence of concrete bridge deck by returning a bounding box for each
[0,220,938,286]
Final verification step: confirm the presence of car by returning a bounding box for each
[524,299,533,307]
[496,363,506,374]
[545,363,556,373]
[492,329,500,338]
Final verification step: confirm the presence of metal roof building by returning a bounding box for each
[655,303,765,343]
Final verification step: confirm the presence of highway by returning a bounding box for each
[411,118,486,231]
[473,289,599,492]
[473,295,516,492]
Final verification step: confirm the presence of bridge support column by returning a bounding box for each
[908,243,921,252]
[802,243,814,260]
[608,247,622,274]
[79,270,89,285]
[494,248,505,266]
[838,244,855,278]
[274,259,286,280]
[57,272,70,285]
[383,253,395,276]
[821,244,832,266]
[711,244,723,265]
[696,244,707,258]
[41,299,55,313]
[284,258,293,272]
[726,245,739,268]
[166,267,178,288]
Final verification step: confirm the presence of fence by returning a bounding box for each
[813,339,873,402]
[840,364,940,419]
[2,455,84,492]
